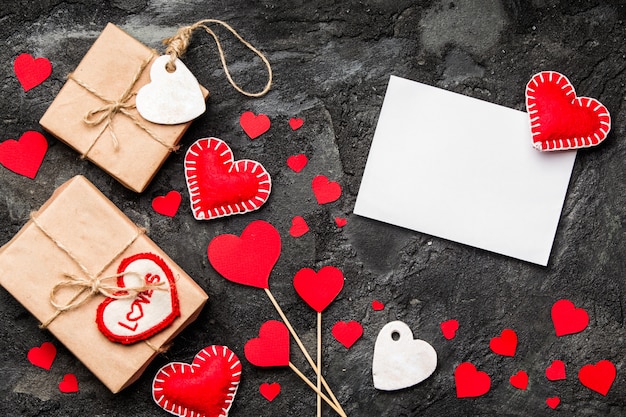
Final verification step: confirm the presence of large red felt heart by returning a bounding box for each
[208,220,281,289]
[27,341,57,370]
[240,111,271,139]
[185,137,271,220]
[152,191,182,217]
[259,382,281,401]
[546,359,566,381]
[332,320,363,349]
[244,320,290,367]
[526,71,611,151]
[0,131,48,179]
[293,266,344,312]
[551,299,589,337]
[152,345,242,417]
[489,328,517,357]
[14,53,52,92]
[509,370,529,390]
[311,175,342,204]
[578,360,616,396]
[455,362,491,398]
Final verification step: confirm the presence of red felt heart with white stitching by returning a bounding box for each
[184,137,271,220]
[525,71,611,151]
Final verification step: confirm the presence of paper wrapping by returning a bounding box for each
[39,23,209,193]
[0,176,208,393]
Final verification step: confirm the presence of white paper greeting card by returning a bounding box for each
[354,75,577,266]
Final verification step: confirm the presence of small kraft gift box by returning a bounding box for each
[0,176,208,393]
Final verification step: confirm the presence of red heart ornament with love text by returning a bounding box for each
[96,253,180,344]
[526,71,610,151]
[287,154,308,173]
[489,328,518,357]
[259,382,281,401]
[551,299,589,337]
[185,137,271,220]
[152,346,242,417]
[289,216,309,237]
[0,131,48,179]
[59,374,79,393]
[293,266,344,313]
[14,53,52,91]
[509,370,529,390]
[578,360,616,396]
[244,320,290,367]
[312,175,342,204]
[27,342,57,370]
[440,319,459,340]
[546,360,566,381]
[289,117,304,131]
[332,320,363,349]
[455,362,491,398]
[240,111,271,139]
[208,220,281,289]
[152,191,182,217]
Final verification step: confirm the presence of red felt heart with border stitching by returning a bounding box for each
[455,362,491,398]
[312,175,341,204]
[244,320,290,367]
[489,328,517,357]
[440,319,459,340]
[289,117,304,131]
[259,382,281,401]
[331,320,363,349]
[546,397,560,409]
[546,359,566,381]
[152,345,242,417]
[152,191,182,217]
[27,341,57,370]
[293,266,344,312]
[289,216,309,237]
[286,154,308,173]
[526,71,610,151]
[578,360,616,396]
[509,370,529,390]
[14,53,52,91]
[240,111,271,139]
[59,374,79,393]
[0,131,48,179]
[185,137,271,220]
[551,299,589,337]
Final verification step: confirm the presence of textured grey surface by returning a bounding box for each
[0,1,625,416]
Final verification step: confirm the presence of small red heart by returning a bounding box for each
[578,360,616,396]
[289,216,309,237]
[546,360,566,381]
[551,299,589,337]
[208,220,281,289]
[0,131,48,179]
[293,266,344,313]
[59,374,79,393]
[331,321,363,349]
[440,319,459,340]
[312,175,341,204]
[27,341,56,370]
[454,362,491,398]
[240,111,271,139]
[152,191,182,217]
[526,71,610,151]
[489,329,517,357]
[259,382,281,401]
[244,320,290,367]
[334,217,347,228]
[509,370,529,390]
[286,154,308,173]
[371,300,385,311]
[289,117,304,131]
[546,397,560,409]
[14,53,52,91]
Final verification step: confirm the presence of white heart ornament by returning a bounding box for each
[372,320,437,391]
[136,55,206,125]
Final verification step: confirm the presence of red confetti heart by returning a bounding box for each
[289,117,304,131]
[152,191,182,217]
[286,153,308,173]
[331,320,363,349]
[289,216,309,237]
[334,217,347,228]
[14,53,52,91]
[185,137,271,220]
[526,71,610,151]
[0,131,48,179]
[546,397,560,409]
[293,266,344,313]
[578,360,616,396]
[551,299,589,337]
[509,370,529,390]
[440,319,459,340]
[372,300,385,311]
[312,175,341,204]
[546,360,566,381]
[152,346,242,417]
[208,220,281,289]
[259,382,281,401]
[489,329,517,357]
[240,111,271,139]
[454,362,491,398]
[27,341,56,370]
[59,374,79,393]
[244,320,290,367]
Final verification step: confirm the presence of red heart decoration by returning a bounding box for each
[489,328,517,357]
[240,111,271,139]
[578,360,616,396]
[152,345,242,417]
[185,137,271,220]
[546,360,566,381]
[259,382,281,401]
[331,320,363,349]
[286,154,308,173]
[312,175,342,204]
[289,117,304,131]
[334,217,347,228]
[59,374,79,393]
[0,131,48,179]
[551,299,589,337]
[546,397,560,409]
[27,341,57,370]
[440,319,459,340]
[371,300,385,311]
[14,53,52,91]
[152,191,182,217]
[289,216,309,237]
[526,71,610,151]
[454,362,491,398]
[244,320,290,367]
[509,370,529,390]
[293,266,344,312]
[208,220,281,289]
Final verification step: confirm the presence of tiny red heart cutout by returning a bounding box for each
[334,217,347,228]
[0,131,48,179]
[244,320,290,367]
[312,175,341,204]
[440,319,459,340]
[293,266,344,312]
[289,117,304,130]
[208,220,281,289]
[454,362,491,398]
[259,382,281,401]
[332,321,363,349]
[286,154,308,173]
[152,191,182,217]
[240,111,271,139]
[14,53,52,91]
[578,360,616,396]
[489,329,517,357]
[509,370,529,390]
[551,299,589,337]
[546,397,560,409]
[289,216,309,237]
[372,300,385,311]
[59,374,79,393]
[546,360,566,381]
[27,341,56,370]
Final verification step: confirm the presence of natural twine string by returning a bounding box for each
[162,19,272,97]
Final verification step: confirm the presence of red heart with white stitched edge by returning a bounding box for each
[96,253,180,344]
[244,320,290,367]
[455,362,491,398]
[152,191,182,217]
[489,328,517,357]
[185,137,271,220]
[332,320,363,349]
[240,111,271,139]
[27,342,56,370]
[293,266,344,313]
[152,346,242,417]
[551,299,589,337]
[578,360,616,396]
[526,71,610,151]
[14,53,52,91]
[0,131,48,179]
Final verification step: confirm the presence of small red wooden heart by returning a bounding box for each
[440,319,459,340]
[244,320,290,367]
[551,299,589,337]
[240,111,271,139]
[578,360,616,396]
[0,131,48,179]
[489,329,517,357]
[184,137,271,220]
[208,220,281,289]
[152,345,242,417]
[152,191,182,217]
[526,71,610,151]
[259,382,281,401]
[312,175,341,204]
[372,300,385,311]
[332,320,363,349]
[289,117,304,131]
[59,374,79,393]
[286,154,308,173]
[14,53,52,91]
[293,266,344,313]
[289,216,309,237]
[546,397,560,409]
[27,341,56,370]
[454,362,491,398]
[334,217,347,228]
[509,370,529,390]
[546,360,566,381]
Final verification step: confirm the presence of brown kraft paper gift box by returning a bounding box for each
[0,175,208,393]
[40,23,209,193]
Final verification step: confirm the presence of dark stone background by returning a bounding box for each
[0,1,625,416]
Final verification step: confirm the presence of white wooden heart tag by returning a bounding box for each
[136,55,206,125]
[372,320,437,391]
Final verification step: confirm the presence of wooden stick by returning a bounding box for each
[317,312,322,417]
[289,362,346,417]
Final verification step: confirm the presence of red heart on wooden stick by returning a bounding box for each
[312,175,341,204]
[27,341,56,370]
[455,362,491,398]
[332,320,363,349]
[578,360,616,396]
[293,266,344,313]
[509,370,529,390]
[546,360,566,381]
[14,53,52,91]
[152,191,182,217]
[244,320,290,367]
[289,216,309,237]
[0,131,48,179]
[59,374,79,393]
[286,154,308,173]
[240,111,271,139]
[259,382,281,401]
[289,117,304,131]
[489,329,517,357]
[551,299,589,337]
